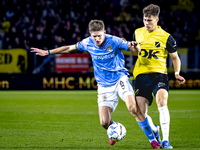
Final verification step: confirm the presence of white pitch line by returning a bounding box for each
[151,110,200,113]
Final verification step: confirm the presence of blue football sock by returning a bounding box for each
[137,117,156,142]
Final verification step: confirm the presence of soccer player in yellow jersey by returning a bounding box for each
[132,4,185,149]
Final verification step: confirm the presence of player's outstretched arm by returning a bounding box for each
[31,45,77,56]
[169,52,186,84]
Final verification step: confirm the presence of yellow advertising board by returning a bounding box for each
[0,49,27,73]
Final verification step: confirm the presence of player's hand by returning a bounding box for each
[128,41,141,53]
[31,47,48,56]
[129,41,138,48]
[175,74,185,84]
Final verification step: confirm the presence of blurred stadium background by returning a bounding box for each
[0,1,200,150]
[0,0,200,90]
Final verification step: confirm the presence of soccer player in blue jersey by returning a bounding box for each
[31,20,161,149]
[132,4,186,149]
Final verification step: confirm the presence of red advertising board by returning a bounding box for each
[55,53,90,72]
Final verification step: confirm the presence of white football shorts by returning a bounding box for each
[97,75,134,112]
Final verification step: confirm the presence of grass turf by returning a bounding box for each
[0,90,200,150]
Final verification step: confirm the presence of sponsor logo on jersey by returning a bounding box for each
[106,46,113,51]
[140,49,159,59]
[93,53,115,60]
[155,42,160,47]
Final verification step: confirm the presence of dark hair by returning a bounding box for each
[143,4,160,17]
[88,20,105,32]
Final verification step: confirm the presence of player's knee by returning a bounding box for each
[127,104,138,117]
[156,98,168,107]
[156,90,168,107]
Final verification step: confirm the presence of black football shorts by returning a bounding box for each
[134,73,169,106]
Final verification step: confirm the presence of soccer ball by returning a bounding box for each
[107,122,126,142]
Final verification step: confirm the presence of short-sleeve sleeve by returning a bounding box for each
[77,41,86,52]
[116,37,129,51]
[77,38,90,52]
[166,35,177,53]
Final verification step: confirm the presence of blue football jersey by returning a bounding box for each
[77,34,130,86]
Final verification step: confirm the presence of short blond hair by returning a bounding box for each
[88,20,105,33]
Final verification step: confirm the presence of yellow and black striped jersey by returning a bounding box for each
[133,26,177,78]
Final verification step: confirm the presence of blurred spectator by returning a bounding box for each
[21,12,30,29]
[54,35,64,48]
[12,36,24,48]
[23,39,29,50]
[25,3,34,23]
[173,27,183,47]
[22,29,27,40]
[27,32,35,48]
[42,1,56,19]
[1,17,10,33]
[2,36,12,49]
[10,26,18,38]
[0,0,8,20]
[35,33,44,48]
[171,0,194,12]
[180,33,190,48]
[5,6,15,21]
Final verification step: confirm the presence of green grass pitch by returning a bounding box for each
[0,90,200,150]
